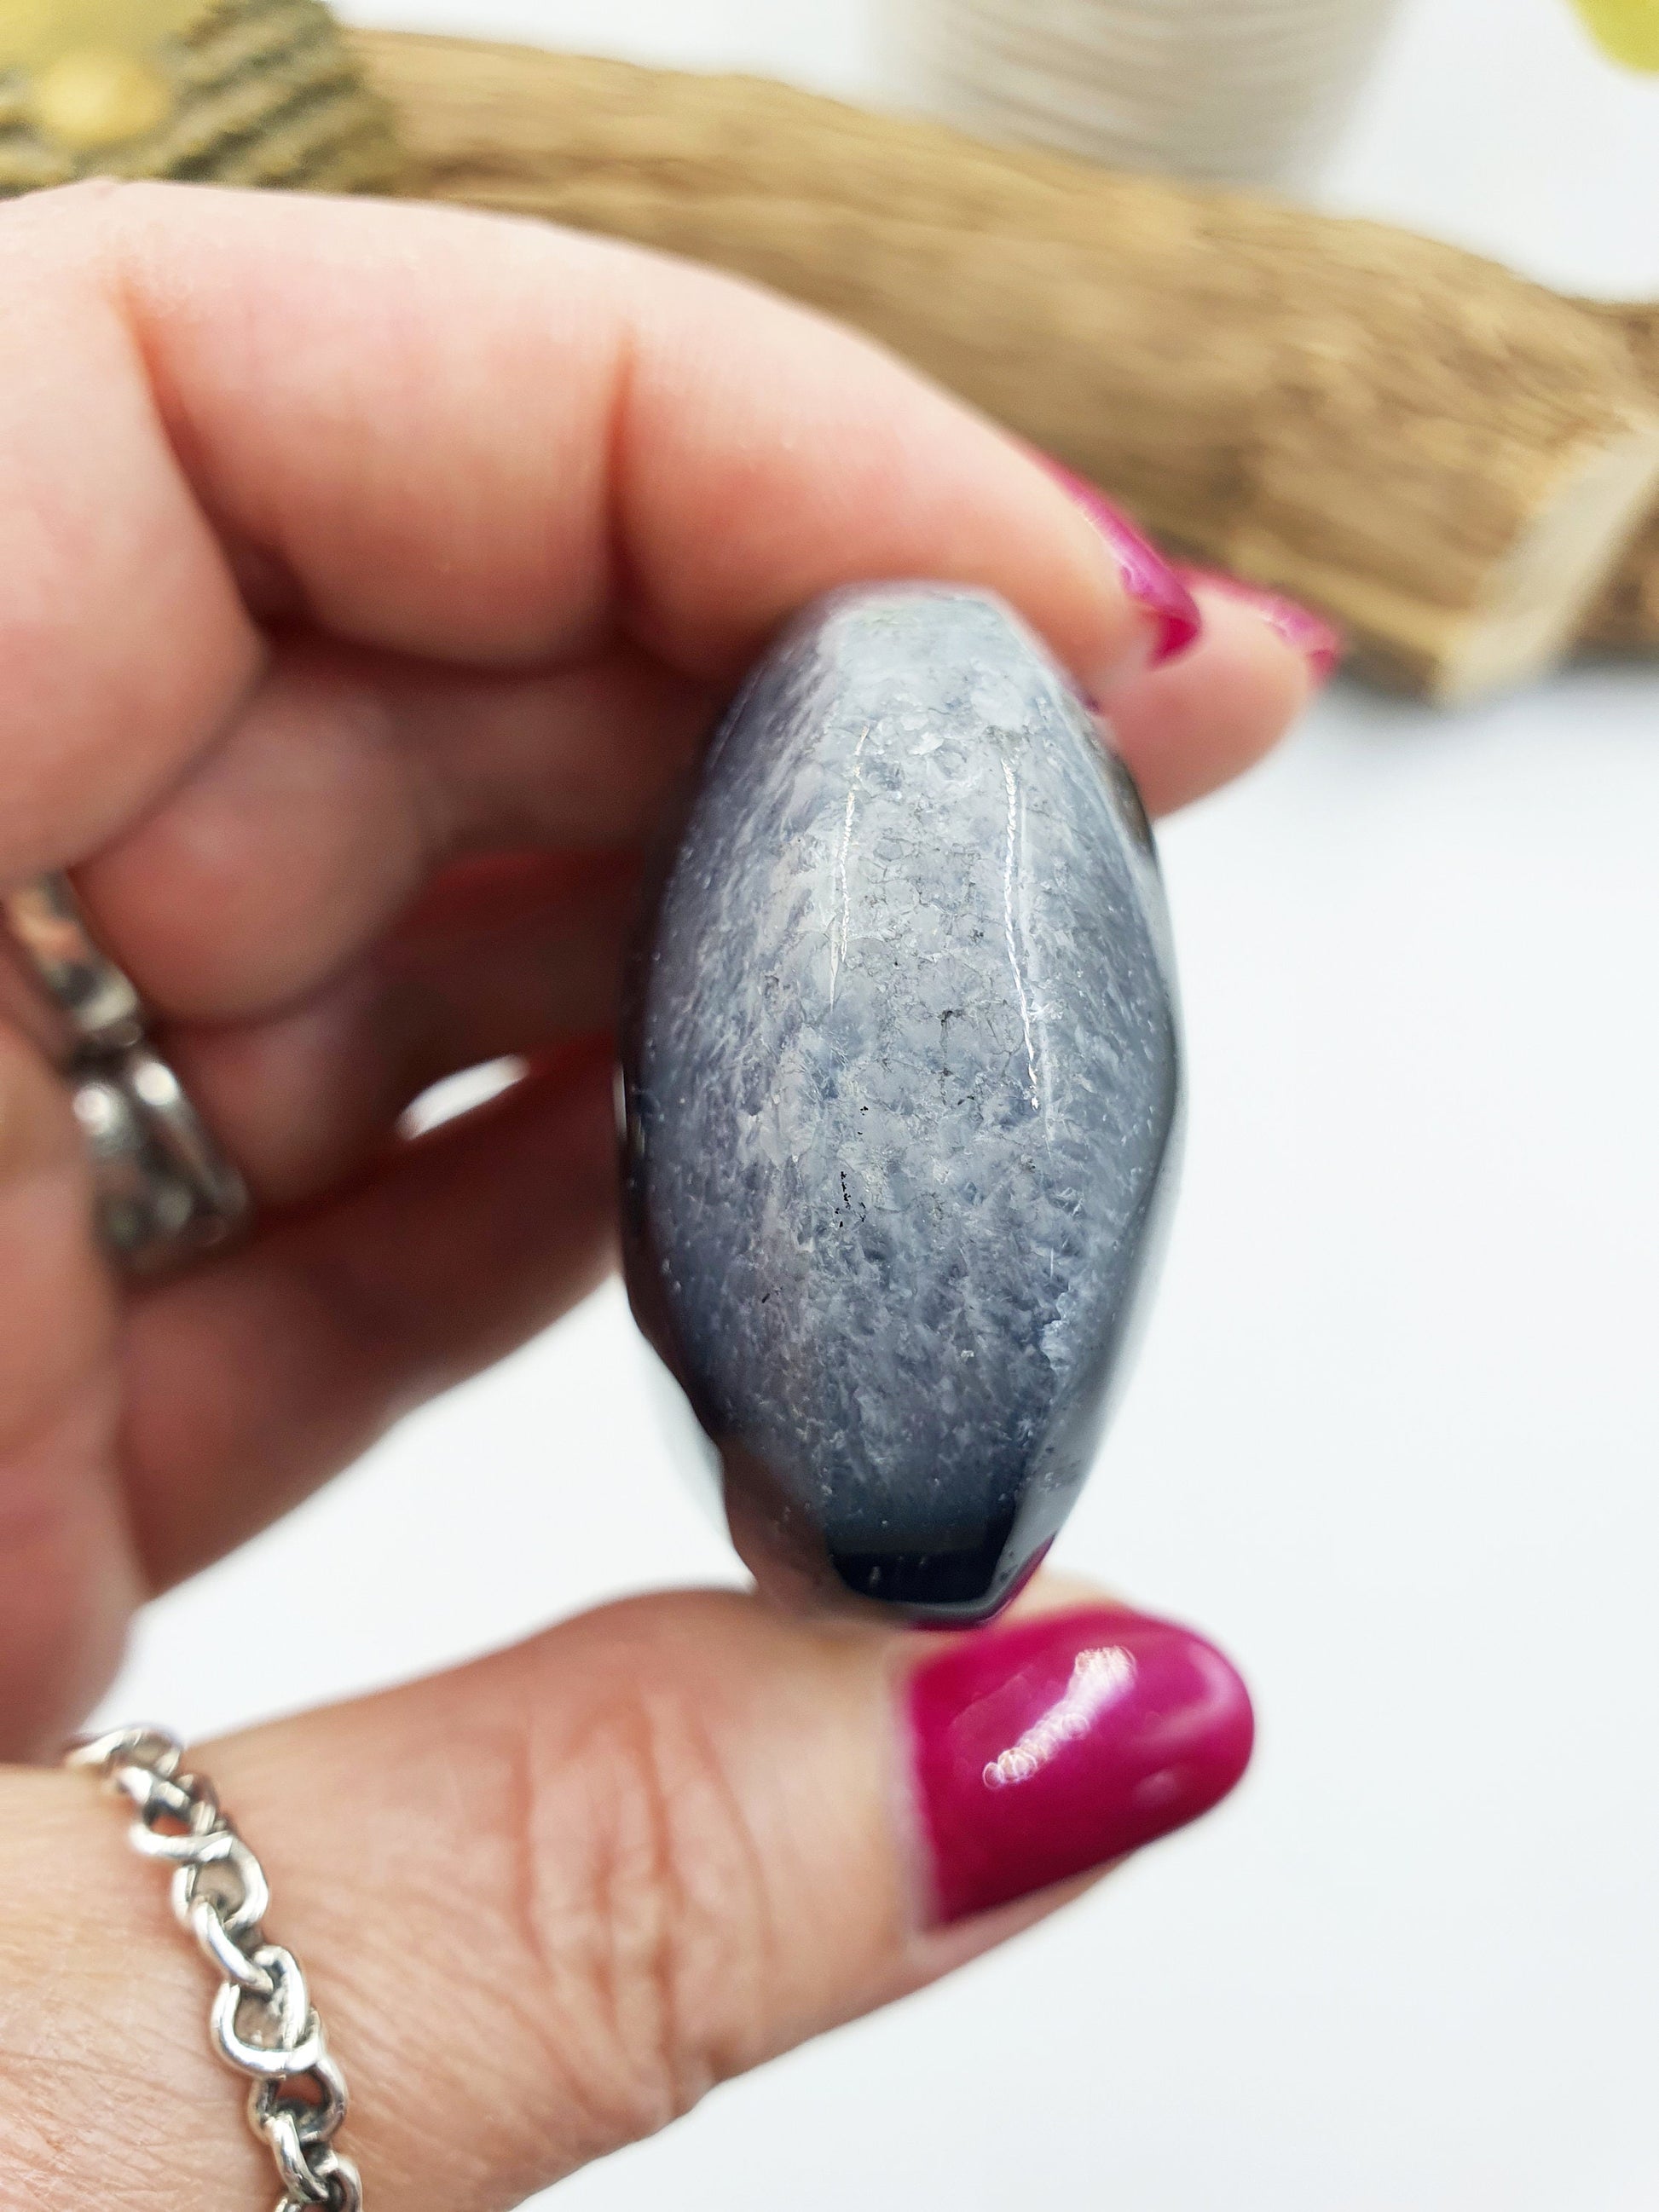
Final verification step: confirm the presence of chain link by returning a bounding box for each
[66,1726,362,2212]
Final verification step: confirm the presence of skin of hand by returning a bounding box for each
[0,180,1314,2207]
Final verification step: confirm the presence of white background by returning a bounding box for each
[97,3,1659,2207]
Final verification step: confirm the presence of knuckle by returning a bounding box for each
[0,175,131,258]
[504,1649,778,2151]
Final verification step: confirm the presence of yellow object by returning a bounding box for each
[0,1,209,72]
[27,48,172,148]
[1568,0,1659,69]
[0,0,403,197]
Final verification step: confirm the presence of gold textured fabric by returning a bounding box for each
[0,0,402,195]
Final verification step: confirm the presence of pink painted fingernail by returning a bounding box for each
[1182,567,1345,682]
[1040,460,1203,668]
[907,1604,1254,1926]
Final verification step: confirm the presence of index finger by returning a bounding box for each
[0,181,1145,881]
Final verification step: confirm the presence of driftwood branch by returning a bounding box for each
[352,30,1659,702]
[1584,305,1659,652]
[5,10,1655,694]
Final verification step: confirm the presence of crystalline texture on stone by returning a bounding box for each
[621,583,1182,1622]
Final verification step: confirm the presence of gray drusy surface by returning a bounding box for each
[622,585,1181,1619]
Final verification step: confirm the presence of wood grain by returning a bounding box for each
[3,10,1654,692]
[351,30,1659,700]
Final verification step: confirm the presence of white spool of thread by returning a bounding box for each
[893,0,1404,188]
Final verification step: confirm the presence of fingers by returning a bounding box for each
[0,189,263,876]
[74,581,1312,1043]
[63,586,1318,1218]
[110,583,1321,1212]
[0,180,1146,883]
[1107,575,1333,817]
[3,176,1317,1050]
[74,635,711,1024]
[0,1025,135,1758]
[120,1042,618,1590]
[0,1019,617,1749]
[78,593,1324,1221]
[108,187,1140,685]
[0,173,1321,1701]
[2,1586,1252,2208]
[166,853,637,1208]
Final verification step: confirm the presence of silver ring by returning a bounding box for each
[2,874,251,1275]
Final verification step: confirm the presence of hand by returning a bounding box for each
[0,182,1314,2205]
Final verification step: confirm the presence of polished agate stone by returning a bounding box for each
[621,585,1181,1622]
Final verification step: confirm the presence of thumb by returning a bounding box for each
[0,1584,1251,2208]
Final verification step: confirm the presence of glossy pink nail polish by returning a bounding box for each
[908,1605,1254,1925]
[1040,460,1202,668]
[1182,567,1345,681]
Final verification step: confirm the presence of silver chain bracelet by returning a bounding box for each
[66,1726,362,2212]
